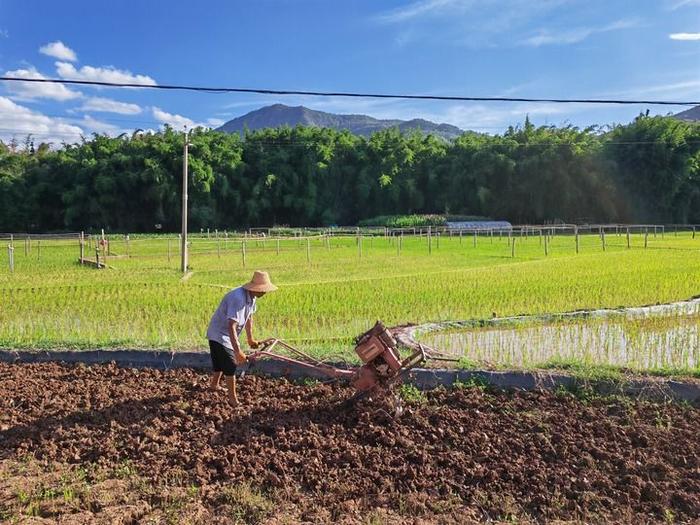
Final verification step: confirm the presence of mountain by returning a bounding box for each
[216,104,463,139]
[674,105,700,122]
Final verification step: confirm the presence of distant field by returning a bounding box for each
[1,231,700,374]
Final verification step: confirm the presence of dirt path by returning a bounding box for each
[1,362,698,524]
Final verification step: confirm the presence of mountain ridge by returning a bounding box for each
[216,103,464,139]
[675,105,700,122]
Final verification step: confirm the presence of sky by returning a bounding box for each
[0,0,699,145]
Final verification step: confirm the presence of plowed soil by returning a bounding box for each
[1,362,699,524]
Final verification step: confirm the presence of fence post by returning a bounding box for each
[79,239,84,263]
[95,247,101,269]
[539,229,542,247]
[126,234,130,257]
[427,226,432,255]
[544,233,549,256]
[459,229,462,244]
[626,227,630,249]
[511,237,515,258]
[601,228,606,251]
[575,226,579,254]
[168,238,172,263]
[37,240,41,260]
[241,240,247,268]
[473,230,477,247]
[8,245,14,273]
[306,237,311,264]
[217,238,221,258]
[645,228,649,249]
[694,226,696,240]
[276,238,280,256]
[358,233,362,259]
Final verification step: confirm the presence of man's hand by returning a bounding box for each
[248,339,260,349]
[234,350,248,365]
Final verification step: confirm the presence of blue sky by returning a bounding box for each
[0,0,698,144]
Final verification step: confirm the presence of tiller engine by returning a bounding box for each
[246,321,425,396]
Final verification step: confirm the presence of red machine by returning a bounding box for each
[247,321,425,396]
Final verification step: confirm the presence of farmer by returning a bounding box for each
[206,270,277,406]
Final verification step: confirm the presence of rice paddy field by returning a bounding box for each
[1,228,700,377]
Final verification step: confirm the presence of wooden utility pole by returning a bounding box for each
[180,128,190,273]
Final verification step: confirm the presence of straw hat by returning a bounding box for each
[242,270,278,293]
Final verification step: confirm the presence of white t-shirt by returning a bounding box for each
[206,287,257,349]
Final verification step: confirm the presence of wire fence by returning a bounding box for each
[2,223,700,277]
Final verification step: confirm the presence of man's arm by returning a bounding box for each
[245,317,259,349]
[227,319,247,364]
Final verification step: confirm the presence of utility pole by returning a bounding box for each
[180,128,189,273]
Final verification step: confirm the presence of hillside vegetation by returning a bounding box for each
[1,115,699,232]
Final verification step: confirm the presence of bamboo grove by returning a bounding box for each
[1,114,699,232]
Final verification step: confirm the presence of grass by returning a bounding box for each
[1,231,700,376]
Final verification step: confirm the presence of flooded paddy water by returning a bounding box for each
[419,299,700,373]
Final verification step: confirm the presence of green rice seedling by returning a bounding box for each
[1,233,700,378]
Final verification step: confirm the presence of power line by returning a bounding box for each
[1,76,699,106]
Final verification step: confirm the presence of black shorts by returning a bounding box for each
[208,340,237,376]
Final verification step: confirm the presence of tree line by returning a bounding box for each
[1,114,699,233]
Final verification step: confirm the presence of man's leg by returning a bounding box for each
[224,375,238,406]
[209,371,223,391]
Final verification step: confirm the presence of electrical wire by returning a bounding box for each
[1,76,699,106]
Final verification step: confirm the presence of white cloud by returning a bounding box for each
[669,32,700,40]
[0,29,8,38]
[375,0,460,23]
[206,117,225,127]
[0,96,83,144]
[522,18,639,47]
[152,107,207,129]
[56,62,156,86]
[669,0,700,9]
[371,0,610,50]
[78,96,141,114]
[4,66,82,101]
[39,41,77,62]
[602,78,700,99]
[79,115,122,135]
